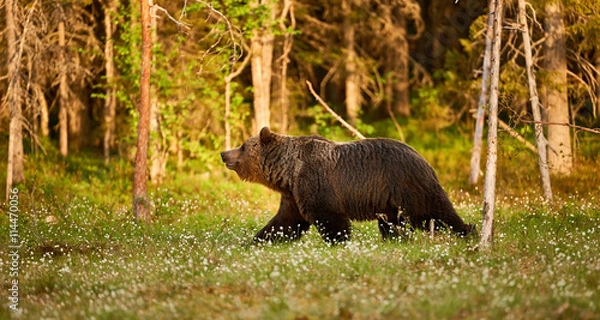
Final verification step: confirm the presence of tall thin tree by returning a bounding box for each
[250,0,275,134]
[469,0,494,186]
[480,0,503,250]
[518,0,552,202]
[58,10,69,156]
[342,0,360,125]
[5,0,24,200]
[544,0,572,175]
[133,0,152,222]
[103,0,117,165]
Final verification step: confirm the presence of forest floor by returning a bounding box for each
[1,127,599,319]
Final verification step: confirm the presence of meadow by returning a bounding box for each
[1,128,599,319]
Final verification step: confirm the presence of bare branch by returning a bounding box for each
[305,80,366,140]
[152,3,191,30]
[521,120,600,134]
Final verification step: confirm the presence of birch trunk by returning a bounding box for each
[480,0,503,250]
[469,0,494,185]
[103,0,117,164]
[518,0,553,202]
[58,19,69,156]
[133,0,152,222]
[544,1,572,175]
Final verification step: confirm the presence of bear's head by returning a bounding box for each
[220,127,278,184]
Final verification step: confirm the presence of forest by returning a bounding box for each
[1,0,600,318]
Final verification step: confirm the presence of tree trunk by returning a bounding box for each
[5,0,24,200]
[595,51,600,119]
[386,12,410,118]
[250,0,275,134]
[133,0,152,223]
[518,0,553,203]
[58,19,69,156]
[544,1,572,176]
[103,0,117,164]
[469,0,494,186]
[149,0,165,185]
[276,0,294,133]
[34,84,50,137]
[480,0,503,250]
[343,0,360,125]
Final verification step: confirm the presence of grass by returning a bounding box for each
[1,125,599,319]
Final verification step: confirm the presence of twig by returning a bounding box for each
[305,80,366,140]
[521,120,600,134]
[152,3,191,30]
[498,119,537,153]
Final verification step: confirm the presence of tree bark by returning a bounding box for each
[103,0,117,165]
[343,0,360,125]
[148,0,165,185]
[595,51,600,119]
[275,0,294,133]
[544,1,572,176]
[518,0,552,203]
[34,84,50,137]
[5,0,24,200]
[58,18,69,156]
[469,0,494,186]
[386,11,410,118]
[250,0,275,134]
[480,0,503,250]
[133,0,152,223]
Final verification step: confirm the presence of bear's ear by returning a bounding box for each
[259,127,273,144]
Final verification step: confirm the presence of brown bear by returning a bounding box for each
[221,127,475,243]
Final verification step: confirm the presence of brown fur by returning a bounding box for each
[221,127,475,243]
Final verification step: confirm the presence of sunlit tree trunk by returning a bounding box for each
[343,0,360,125]
[34,84,50,137]
[133,0,152,222]
[148,1,166,185]
[480,0,503,250]
[518,0,552,202]
[385,11,410,118]
[103,0,117,164]
[544,1,572,176]
[5,0,24,200]
[595,51,600,119]
[250,0,275,134]
[273,0,294,133]
[58,18,69,156]
[469,0,494,186]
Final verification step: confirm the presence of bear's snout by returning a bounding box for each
[221,150,237,170]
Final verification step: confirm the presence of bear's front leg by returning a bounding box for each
[254,194,311,243]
